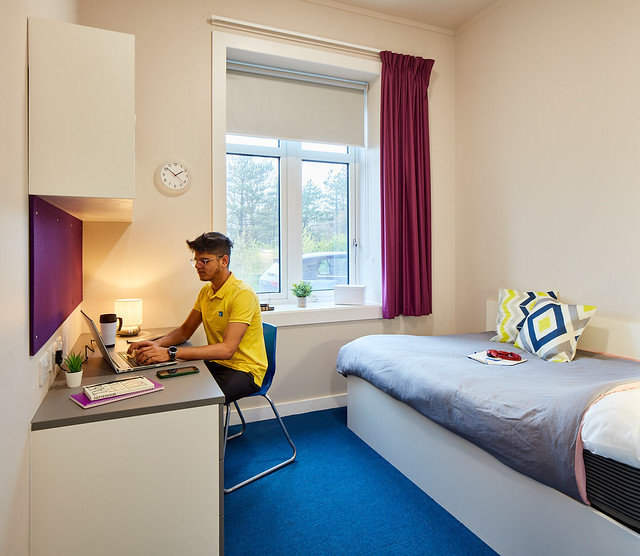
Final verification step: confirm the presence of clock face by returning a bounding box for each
[156,162,190,192]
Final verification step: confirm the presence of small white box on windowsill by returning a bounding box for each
[334,285,366,305]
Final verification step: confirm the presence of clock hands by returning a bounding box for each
[164,165,186,184]
[158,162,189,191]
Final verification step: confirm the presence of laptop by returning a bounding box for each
[81,310,176,373]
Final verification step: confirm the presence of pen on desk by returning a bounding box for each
[84,376,144,388]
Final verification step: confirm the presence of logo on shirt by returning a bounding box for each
[219,311,223,317]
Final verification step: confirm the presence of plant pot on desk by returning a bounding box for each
[62,350,85,388]
[296,296,307,308]
[64,370,83,388]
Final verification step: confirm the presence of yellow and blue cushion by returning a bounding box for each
[514,298,597,362]
[492,288,558,344]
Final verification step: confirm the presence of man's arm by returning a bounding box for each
[171,321,249,361]
[126,309,201,360]
[130,310,249,364]
[152,309,202,348]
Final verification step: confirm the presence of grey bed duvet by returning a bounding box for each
[336,332,640,502]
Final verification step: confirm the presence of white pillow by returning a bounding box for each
[491,288,558,343]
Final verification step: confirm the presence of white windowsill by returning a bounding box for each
[260,301,382,327]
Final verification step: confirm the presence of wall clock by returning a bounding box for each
[155,161,190,193]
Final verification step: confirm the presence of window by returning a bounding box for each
[213,34,382,307]
[227,135,356,299]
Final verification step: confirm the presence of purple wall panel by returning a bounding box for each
[29,196,83,355]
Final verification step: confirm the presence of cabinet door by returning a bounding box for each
[28,18,134,220]
[31,406,220,555]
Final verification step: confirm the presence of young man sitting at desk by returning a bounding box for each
[127,232,267,403]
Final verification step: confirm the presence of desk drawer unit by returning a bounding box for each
[31,405,220,556]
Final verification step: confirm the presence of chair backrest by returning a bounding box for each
[255,322,277,396]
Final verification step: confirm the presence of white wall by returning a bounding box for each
[455,0,640,330]
[1,1,78,553]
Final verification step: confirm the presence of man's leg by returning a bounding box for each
[205,361,260,403]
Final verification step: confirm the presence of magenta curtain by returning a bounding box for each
[380,51,435,319]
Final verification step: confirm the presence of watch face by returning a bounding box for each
[158,162,189,191]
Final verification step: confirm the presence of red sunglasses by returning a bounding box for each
[487,349,522,362]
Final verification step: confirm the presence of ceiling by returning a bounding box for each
[316,0,501,30]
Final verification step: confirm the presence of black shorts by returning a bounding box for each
[205,360,260,403]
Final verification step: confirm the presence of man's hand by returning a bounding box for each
[127,340,169,364]
[126,339,155,355]
[129,342,171,364]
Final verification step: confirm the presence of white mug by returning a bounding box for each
[99,313,122,347]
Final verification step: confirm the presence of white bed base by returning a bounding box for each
[347,376,640,555]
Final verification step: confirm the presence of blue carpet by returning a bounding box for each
[224,407,497,555]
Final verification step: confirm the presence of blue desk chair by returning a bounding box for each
[223,322,296,493]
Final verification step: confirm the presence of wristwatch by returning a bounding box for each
[168,346,177,361]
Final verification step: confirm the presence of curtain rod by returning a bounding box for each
[227,60,369,90]
[209,16,381,59]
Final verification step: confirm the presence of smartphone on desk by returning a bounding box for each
[156,366,200,379]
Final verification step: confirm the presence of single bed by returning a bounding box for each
[337,304,640,555]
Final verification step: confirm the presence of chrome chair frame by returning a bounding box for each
[223,323,296,494]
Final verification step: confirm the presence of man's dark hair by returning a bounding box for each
[186,232,233,257]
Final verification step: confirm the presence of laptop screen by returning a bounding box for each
[80,310,120,369]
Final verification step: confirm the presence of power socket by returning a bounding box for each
[50,348,58,380]
[38,352,51,387]
[53,335,63,376]
[37,334,65,388]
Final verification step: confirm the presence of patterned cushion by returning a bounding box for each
[491,288,558,343]
[514,299,597,362]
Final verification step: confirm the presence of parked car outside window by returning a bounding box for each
[258,252,347,293]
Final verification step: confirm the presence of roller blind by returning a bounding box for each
[226,65,365,146]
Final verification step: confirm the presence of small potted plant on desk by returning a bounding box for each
[62,350,85,388]
[291,281,313,308]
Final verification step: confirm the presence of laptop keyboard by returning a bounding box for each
[118,351,143,367]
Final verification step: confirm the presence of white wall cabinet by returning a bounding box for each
[28,18,135,222]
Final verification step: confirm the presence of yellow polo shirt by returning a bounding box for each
[193,273,267,387]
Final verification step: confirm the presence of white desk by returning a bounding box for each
[30,333,225,556]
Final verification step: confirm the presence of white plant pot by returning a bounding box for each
[297,296,307,308]
[65,369,83,388]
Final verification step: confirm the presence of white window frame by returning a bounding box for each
[226,137,357,302]
[212,30,383,314]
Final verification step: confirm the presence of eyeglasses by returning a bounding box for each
[190,256,224,267]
